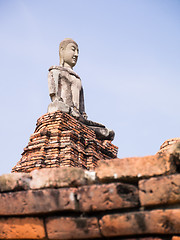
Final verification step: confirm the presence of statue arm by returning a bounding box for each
[48,68,60,102]
[79,87,88,119]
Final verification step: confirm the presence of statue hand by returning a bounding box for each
[82,112,88,119]
[50,94,56,102]
[50,94,62,102]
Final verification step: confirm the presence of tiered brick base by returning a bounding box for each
[0,147,180,239]
[12,111,118,172]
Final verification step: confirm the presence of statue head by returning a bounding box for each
[59,38,79,69]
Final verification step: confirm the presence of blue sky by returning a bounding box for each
[0,0,179,175]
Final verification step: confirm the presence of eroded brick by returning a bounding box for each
[139,174,180,206]
[124,238,165,240]
[0,217,45,239]
[46,216,101,239]
[96,154,176,182]
[30,167,96,189]
[77,182,139,211]
[0,188,76,215]
[172,237,180,240]
[100,209,180,237]
[0,172,31,192]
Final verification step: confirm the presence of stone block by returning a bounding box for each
[77,182,139,211]
[0,172,31,192]
[96,154,176,182]
[139,174,180,206]
[0,217,45,239]
[99,209,180,237]
[46,216,101,239]
[0,188,76,215]
[30,167,96,189]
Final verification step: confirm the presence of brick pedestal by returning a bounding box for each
[12,111,118,172]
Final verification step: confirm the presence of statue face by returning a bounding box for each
[62,43,79,68]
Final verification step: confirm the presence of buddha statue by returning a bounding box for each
[48,38,115,140]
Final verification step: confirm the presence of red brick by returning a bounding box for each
[77,182,139,211]
[121,238,164,240]
[30,167,96,189]
[0,188,76,215]
[46,216,101,239]
[125,239,164,240]
[139,174,180,206]
[100,209,180,237]
[0,172,31,192]
[172,237,180,240]
[0,217,45,239]
[96,154,176,182]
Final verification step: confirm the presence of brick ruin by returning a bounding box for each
[3,35,180,238]
[0,144,180,239]
[1,109,180,239]
[12,111,118,172]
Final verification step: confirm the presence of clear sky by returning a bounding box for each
[0,0,179,175]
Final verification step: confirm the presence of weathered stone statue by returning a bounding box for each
[48,38,115,140]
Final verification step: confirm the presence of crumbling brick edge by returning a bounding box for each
[0,151,180,239]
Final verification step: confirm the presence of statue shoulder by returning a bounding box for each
[48,65,81,79]
[49,65,64,72]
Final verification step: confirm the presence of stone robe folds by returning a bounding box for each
[48,66,86,118]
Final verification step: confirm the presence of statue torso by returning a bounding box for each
[48,65,82,111]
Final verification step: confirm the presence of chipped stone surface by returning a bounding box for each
[77,182,139,211]
[0,167,97,194]
[30,167,96,189]
[84,170,96,182]
[171,141,180,168]
[0,188,76,215]
[139,174,180,206]
[0,172,31,192]
[0,217,45,239]
[100,209,180,237]
[96,154,176,182]
[46,216,101,239]
[157,138,180,154]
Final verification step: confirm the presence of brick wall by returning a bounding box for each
[0,143,180,239]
